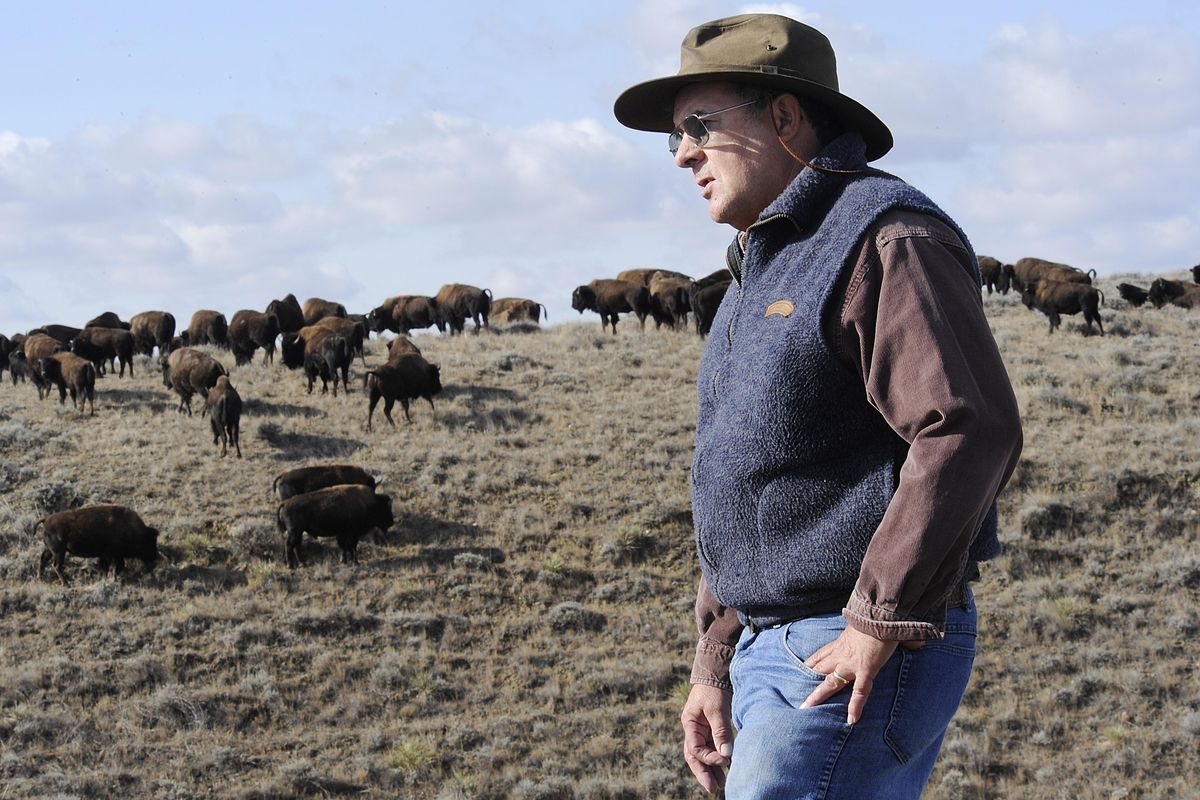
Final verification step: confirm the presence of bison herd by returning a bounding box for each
[979,256,1200,336]
[571,267,734,335]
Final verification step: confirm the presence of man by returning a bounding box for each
[613,14,1022,799]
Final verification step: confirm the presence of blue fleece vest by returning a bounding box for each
[692,133,999,625]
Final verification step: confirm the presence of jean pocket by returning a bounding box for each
[779,616,843,682]
[883,634,976,764]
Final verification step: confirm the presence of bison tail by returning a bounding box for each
[32,517,46,540]
[271,474,281,496]
[275,503,286,535]
[1097,289,1106,307]
[539,304,548,321]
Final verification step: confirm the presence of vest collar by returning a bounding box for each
[755,132,870,232]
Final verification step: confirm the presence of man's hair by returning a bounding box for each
[732,83,844,146]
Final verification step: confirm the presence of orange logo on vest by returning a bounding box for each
[764,300,795,318]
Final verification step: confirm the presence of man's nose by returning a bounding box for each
[674,135,702,168]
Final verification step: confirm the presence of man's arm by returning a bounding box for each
[682,575,741,792]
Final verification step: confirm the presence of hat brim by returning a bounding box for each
[614,71,893,162]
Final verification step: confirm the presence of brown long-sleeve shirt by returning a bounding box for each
[691,209,1023,690]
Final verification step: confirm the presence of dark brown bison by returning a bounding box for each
[1022,279,1105,335]
[37,505,159,584]
[37,353,96,414]
[1116,283,1150,307]
[280,328,352,396]
[978,255,1010,295]
[435,284,492,335]
[490,297,547,325]
[8,350,36,386]
[71,327,135,377]
[1147,278,1200,309]
[366,352,442,430]
[204,375,242,457]
[1192,265,1200,284]
[693,268,733,291]
[266,294,306,335]
[1006,258,1094,294]
[393,296,444,334]
[28,324,84,346]
[84,311,130,330]
[186,310,229,348]
[571,279,651,334]
[306,316,366,365]
[129,311,176,357]
[301,297,348,326]
[273,464,378,501]
[366,295,408,334]
[649,275,694,330]
[276,485,394,568]
[691,280,732,336]
[161,347,229,414]
[385,336,422,362]
[616,268,693,286]
[228,310,280,365]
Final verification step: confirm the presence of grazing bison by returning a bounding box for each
[280,328,352,396]
[161,347,228,414]
[266,294,306,335]
[273,464,378,501]
[36,353,97,414]
[228,310,281,365]
[571,279,651,334]
[978,255,1010,295]
[204,375,243,457]
[84,311,130,330]
[302,297,348,326]
[1116,283,1150,308]
[617,268,692,286]
[186,310,229,349]
[366,352,442,430]
[277,485,394,568]
[1022,279,1105,335]
[71,326,135,377]
[436,284,492,334]
[1147,278,1200,309]
[691,280,732,336]
[129,311,176,357]
[37,505,159,584]
[1007,258,1094,294]
[490,297,547,325]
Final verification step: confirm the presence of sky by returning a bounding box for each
[1,1,1198,333]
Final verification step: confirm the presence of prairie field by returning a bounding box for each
[1,274,1198,799]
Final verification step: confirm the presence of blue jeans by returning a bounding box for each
[724,590,977,800]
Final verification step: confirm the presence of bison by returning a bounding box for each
[1006,258,1094,294]
[691,280,732,337]
[186,310,229,349]
[8,349,37,386]
[978,255,1010,295]
[0,334,12,383]
[571,279,651,334]
[616,268,693,286]
[276,485,394,568]
[71,326,135,377]
[305,316,366,365]
[129,311,176,358]
[490,297,547,325]
[204,375,243,457]
[266,294,306,335]
[1116,283,1150,308]
[280,328,352,396]
[436,284,492,335]
[273,464,378,501]
[28,324,84,347]
[84,311,130,330]
[23,332,65,362]
[161,347,229,414]
[37,505,159,584]
[1192,265,1200,284]
[302,297,348,326]
[649,275,694,330]
[1147,278,1200,309]
[393,296,444,334]
[385,336,422,362]
[228,310,281,366]
[1022,279,1105,335]
[366,352,442,430]
[36,353,97,414]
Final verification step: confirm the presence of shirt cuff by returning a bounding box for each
[843,589,945,641]
[690,635,736,690]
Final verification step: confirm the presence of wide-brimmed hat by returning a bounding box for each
[614,13,893,161]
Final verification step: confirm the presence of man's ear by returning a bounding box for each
[770,93,804,140]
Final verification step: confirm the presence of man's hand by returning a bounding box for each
[802,626,922,724]
[681,683,734,794]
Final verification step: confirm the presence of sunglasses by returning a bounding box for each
[668,98,765,155]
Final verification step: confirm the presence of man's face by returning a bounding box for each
[671,82,795,231]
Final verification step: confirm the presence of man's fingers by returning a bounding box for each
[846,675,874,725]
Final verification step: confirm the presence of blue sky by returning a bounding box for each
[2,1,1198,332]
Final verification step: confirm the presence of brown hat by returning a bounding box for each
[614,13,893,161]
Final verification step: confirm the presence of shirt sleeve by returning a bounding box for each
[832,211,1023,640]
[690,574,742,690]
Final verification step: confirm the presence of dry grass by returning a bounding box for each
[1,276,1198,798]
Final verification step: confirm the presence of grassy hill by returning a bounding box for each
[1,274,1197,798]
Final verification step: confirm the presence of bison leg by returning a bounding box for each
[230,423,241,458]
[383,397,397,428]
[285,527,304,569]
[401,398,412,422]
[112,557,125,577]
[53,551,70,585]
[367,387,381,430]
[38,548,53,580]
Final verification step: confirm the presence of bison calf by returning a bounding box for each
[276,485,393,568]
[37,505,159,584]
